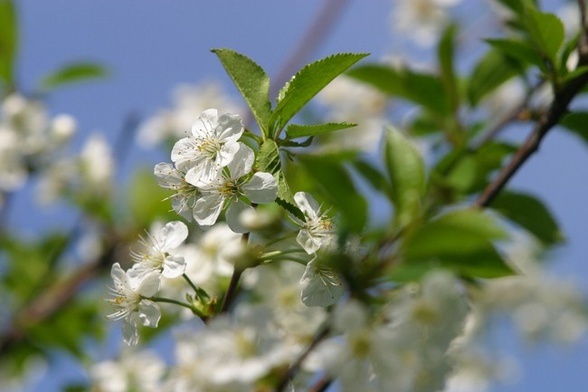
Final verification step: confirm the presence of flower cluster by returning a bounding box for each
[155,109,278,233]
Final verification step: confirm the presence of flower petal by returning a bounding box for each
[227,143,254,179]
[162,255,186,278]
[226,200,253,233]
[300,259,345,307]
[191,108,219,137]
[136,271,161,297]
[159,221,188,250]
[154,162,182,189]
[217,112,244,142]
[122,317,139,346]
[294,192,320,220]
[242,172,278,204]
[138,299,161,328]
[171,137,200,172]
[193,193,224,226]
[296,229,321,254]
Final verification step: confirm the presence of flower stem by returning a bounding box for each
[149,296,194,311]
[219,232,250,313]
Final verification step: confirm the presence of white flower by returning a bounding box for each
[171,108,244,185]
[300,257,345,307]
[154,162,201,221]
[90,350,165,392]
[128,221,189,282]
[193,144,277,232]
[106,263,161,346]
[292,191,335,254]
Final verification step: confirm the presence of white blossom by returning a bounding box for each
[154,162,201,221]
[292,191,335,254]
[128,221,189,283]
[90,350,165,392]
[193,144,277,232]
[172,108,244,185]
[106,263,161,346]
[300,256,345,307]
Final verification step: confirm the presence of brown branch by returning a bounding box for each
[275,325,331,392]
[474,69,588,208]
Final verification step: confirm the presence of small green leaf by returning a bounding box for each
[492,191,563,245]
[523,8,565,65]
[384,126,426,228]
[212,48,272,135]
[348,64,449,114]
[271,52,368,132]
[485,38,545,70]
[438,23,459,112]
[352,159,393,198]
[298,155,367,233]
[40,62,108,90]
[0,0,17,88]
[392,209,513,280]
[467,48,524,105]
[285,122,356,139]
[256,139,301,219]
[560,111,588,146]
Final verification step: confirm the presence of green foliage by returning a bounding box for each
[348,64,449,114]
[285,122,356,139]
[467,47,524,105]
[298,154,367,233]
[0,0,17,89]
[438,23,460,112]
[559,111,588,146]
[393,209,514,280]
[40,62,109,90]
[522,8,565,68]
[384,126,426,228]
[492,191,563,245]
[271,52,368,135]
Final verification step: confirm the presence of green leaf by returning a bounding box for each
[285,122,356,139]
[492,191,563,245]
[485,38,545,70]
[392,209,514,280]
[298,155,367,233]
[523,8,565,65]
[352,159,393,198]
[40,62,108,90]
[348,64,449,114]
[271,52,368,132]
[384,126,426,228]
[467,48,524,105]
[560,111,588,146]
[212,48,272,135]
[438,23,459,112]
[255,139,301,219]
[0,0,17,88]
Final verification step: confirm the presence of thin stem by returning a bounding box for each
[149,296,195,311]
[182,273,199,295]
[275,324,331,391]
[308,375,333,392]
[219,232,250,313]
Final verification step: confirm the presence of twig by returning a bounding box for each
[275,325,331,392]
[474,67,588,208]
[309,375,333,392]
[219,232,250,313]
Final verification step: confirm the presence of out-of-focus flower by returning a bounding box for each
[106,263,161,346]
[128,221,189,283]
[79,133,114,191]
[90,350,165,392]
[137,82,242,148]
[300,256,345,307]
[316,75,387,152]
[172,108,244,185]
[390,0,461,47]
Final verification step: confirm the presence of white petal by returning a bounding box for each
[226,201,253,233]
[227,143,254,179]
[138,299,161,328]
[301,260,345,307]
[242,172,277,204]
[294,192,320,220]
[185,159,220,186]
[162,255,186,278]
[191,109,219,137]
[217,140,240,167]
[110,262,128,286]
[136,271,161,297]
[159,221,188,250]
[122,317,139,346]
[297,229,321,254]
[171,195,194,221]
[154,162,182,189]
[193,193,224,226]
[171,137,199,172]
[217,112,244,142]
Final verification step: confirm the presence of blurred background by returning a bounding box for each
[2,0,588,390]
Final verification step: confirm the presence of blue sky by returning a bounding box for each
[10,0,588,390]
